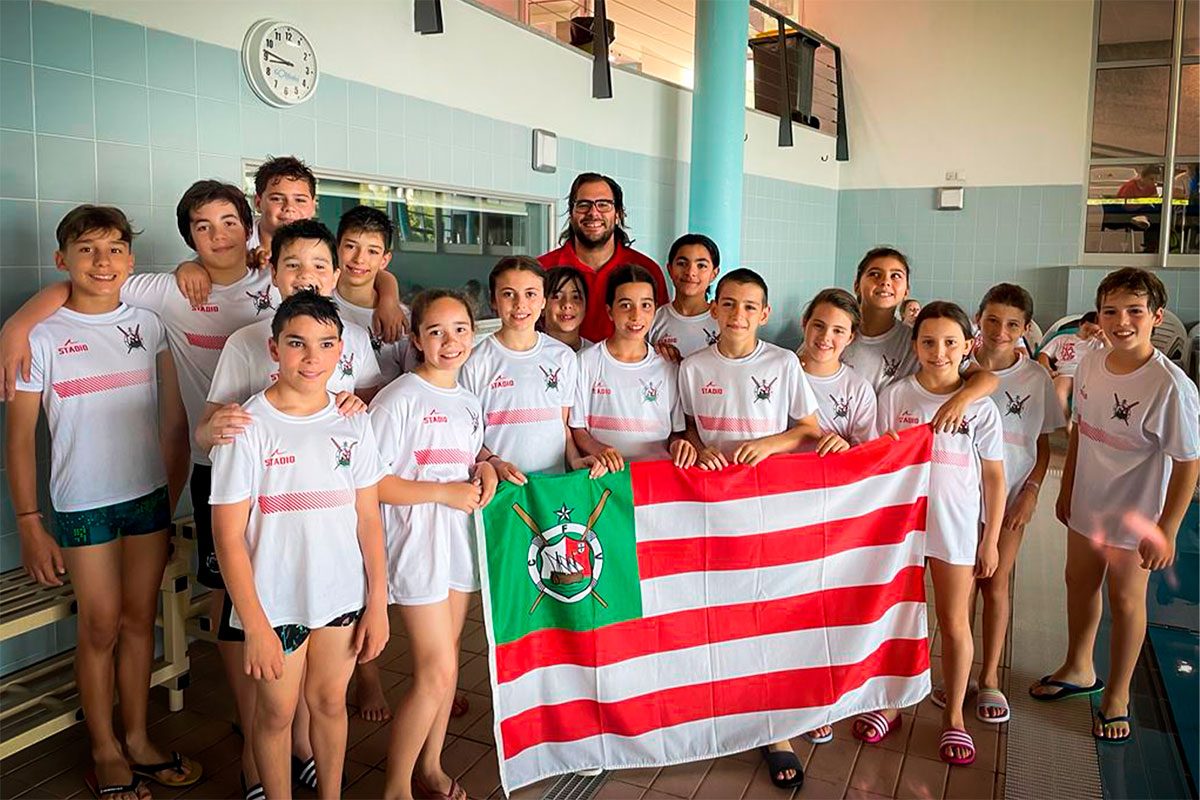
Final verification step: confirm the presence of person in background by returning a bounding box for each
[899,297,921,326]
[649,234,722,360]
[541,266,593,352]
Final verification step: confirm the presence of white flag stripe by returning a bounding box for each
[633,462,928,543]
[641,530,925,617]
[497,601,926,717]
[499,672,931,790]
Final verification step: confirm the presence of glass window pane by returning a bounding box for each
[1185,0,1199,56]
[1168,161,1198,254]
[1177,64,1199,157]
[1091,66,1171,157]
[1098,0,1175,61]
[1084,163,1166,254]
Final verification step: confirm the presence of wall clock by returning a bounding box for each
[242,19,318,108]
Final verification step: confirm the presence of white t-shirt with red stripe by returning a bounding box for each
[802,363,879,449]
[206,317,381,407]
[877,376,1005,566]
[678,340,818,457]
[842,320,919,393]
[1069,349,1200,549]
[970,353,1064,506]
[121,270,280,465]
[209,391,386,629]
[460,333,577,475]
[17,305,168,513]
[369,372,485,604]
[332,289,416,385]
[1041,333,1105,377]
[569,341,685,461]
[649,304,720,359]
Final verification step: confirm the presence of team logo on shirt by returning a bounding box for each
[831,394,850,419]
[1004,392,1031,417]
[339,353,355,378]
[592,380,612,396]
[1111,393,1139,425]
[659,335,678,346]
[117,324,145,354]
[540,365,562,391]
[703,328,721,346]
[423,408,449,424]
[955,414,976,436]
[263,448,295,468]
[1060,341,1076,362]
[246,289,275,315]
[640,379,660,404]
[368,330,383,352]
[515,491,609,612]
[190,303,219,312]
[332,438,357,468]
[701,381,723,395]
[752,376,777,403]
[898,409,921,426]
[469,410,480,434]
[57,338,89,356]
[882,356,901,378]
[490,374,515,390]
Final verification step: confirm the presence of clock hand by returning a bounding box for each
[262,50,295,67]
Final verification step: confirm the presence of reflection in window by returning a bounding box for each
[1085,163,1165,254]
[1177,65,1198,158]
[1091,66,1170,158]
[1170,162,1199,254]
[1097,0,1176,61]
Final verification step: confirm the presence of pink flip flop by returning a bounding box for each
[939,728,976,765]
[853,710,902,743]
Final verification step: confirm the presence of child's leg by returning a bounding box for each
[383,601,459,800]
[61,543,135,793]
[216,596,260,785]
[415,591,472,787]
[977,523,1023,698]
[293,670,315,767]
[252,638,308,800]
[353,660,392,722]
[929,559,975,755]
[1053,376,1073,431]
[1032,530,1107,695]
[1096,547,1150,739]
[304,622,359,799]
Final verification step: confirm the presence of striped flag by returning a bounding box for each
[477,426,934,792]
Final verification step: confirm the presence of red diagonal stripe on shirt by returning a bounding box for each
[696,415,777,433]
[258,489,355,515]
[185,332,229,350]
[415,448,476,467]
[486,407,561,426]
[586,415,662,433]
[52,368,153,398]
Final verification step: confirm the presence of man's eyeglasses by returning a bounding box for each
[572,199,615,214]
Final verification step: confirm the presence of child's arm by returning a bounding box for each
[1055,425,1080,526]
[5,391,66,586]
[684,415,727,470]
[930,369,999,433]
[376,474,482,511]
[1036,352,1057,376]
[732,413,832,466]
[1002,432,1052,532]
[212,499,284,680]
[478,446,527,486]
[371,271,409,344]
[472,459,499,508]
[977,458,1006,578]
[666,431,697,468]
[174,259,212,307]
[157,351,190,512]
[352,483,390,663]
[195,401,254,451]
[570,427,624,475]
[0,282,71,400]
[1141,458,1200,570]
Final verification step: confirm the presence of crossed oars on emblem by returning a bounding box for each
[514,489,610,614]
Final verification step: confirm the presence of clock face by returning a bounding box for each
[242,19,318,108]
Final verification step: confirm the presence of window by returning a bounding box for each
[244,165,555,326]
[1083,0,1199,262]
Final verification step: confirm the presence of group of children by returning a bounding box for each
[2,158,1197,799]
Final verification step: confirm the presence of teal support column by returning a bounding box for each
[688,0,748,269]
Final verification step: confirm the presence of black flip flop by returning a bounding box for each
[129,751,202,788]
[1093,711,1132,744]
[241,772,266,800]
[85,773,144,799]
[292,755,318,791]
[1029,675,1105,702]
[760,747,804,789]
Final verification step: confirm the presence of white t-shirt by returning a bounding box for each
[802,363,878,448]
[209,391,386,628]
[877,376,1005,566]
[971,353,1065,506]
[206,317,381,407]
[1069,349,1200,549]
[678,341,818,457]
[650,304,720,359]
[17,305,168,512]
[332,289,416,385]
[842,321,919,393]
[369,373,485,603]
[460,333,578,474]
[1041,333,1105,377]
[569,341,685,461]
[121,270,281,465]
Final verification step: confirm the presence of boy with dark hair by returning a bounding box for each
[211,290,389,800]
[1032,268,1199,745]
[5,205,200,798]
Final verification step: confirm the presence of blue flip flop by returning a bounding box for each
[1029,675,1105,702]
[1093,711,1132,743]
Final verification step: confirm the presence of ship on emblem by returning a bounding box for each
[514,492,611,614]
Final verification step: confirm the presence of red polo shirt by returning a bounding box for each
[538,239,668,341]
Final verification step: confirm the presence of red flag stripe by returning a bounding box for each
[630,426,933,506]
[184,331,229,350]
[415,448,476,466]
[495,565,924,684]
[258,489,355,515]
[498,637,929,759]
[486,407,562,426]
[636,498,927,580]
[52,368,153,398]
[586,415,662,432]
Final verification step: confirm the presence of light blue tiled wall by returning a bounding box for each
[835,186,1083,328]
[0,1,840,674]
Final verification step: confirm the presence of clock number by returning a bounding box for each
[274,31,282,41]
[286,30,293,42]
[302,79,307,87]
[266,66,271,75]
[303,52,309,61]
[273,79,279,88]
[266,38,274,49]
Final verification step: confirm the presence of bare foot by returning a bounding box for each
[354,671,392,722]
[450,691,470,719]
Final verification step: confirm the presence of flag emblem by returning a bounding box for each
[514,491,610,613]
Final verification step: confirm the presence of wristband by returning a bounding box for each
[486,454,502,464]
[1023,480,1041,492]
[16,510,40,519]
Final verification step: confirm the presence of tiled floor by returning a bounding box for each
[2,593,1007,800]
